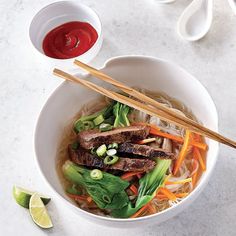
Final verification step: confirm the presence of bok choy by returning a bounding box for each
[112,159,171,218]
[63,161,130,210]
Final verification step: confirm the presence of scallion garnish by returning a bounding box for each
[90,169,103,180]
[96,144,107,157]
[104,155,119,165]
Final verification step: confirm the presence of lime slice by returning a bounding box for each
[13,186,51,208]
[29,193,53,229]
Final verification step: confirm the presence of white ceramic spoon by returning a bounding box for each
[177,0,213,41]
[228,0,236,15]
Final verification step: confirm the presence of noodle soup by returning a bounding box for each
[56,90,207,218]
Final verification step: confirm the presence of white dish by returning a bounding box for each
[34,55,219,228]
[177,0,213,41]
[29,1,103,67]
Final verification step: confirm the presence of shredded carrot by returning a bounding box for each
[173,130,191,175]
[165,177,192,185]
[156,192,189,200]
[163,174,171,185]
[67,194,89,202]
[175,192,189,198]
[87,196,93,203]
[159,188,177,201]
[137,137,156,145]
[121,171,143,180]
[147,204,156,214]
[149,126,207,151]
[130,204,150,218]
[193,147,206,171]
[129,184,138,195]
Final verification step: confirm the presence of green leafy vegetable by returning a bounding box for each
[113,102,131,127]
[62,161,129,210]
[66,184,82,195]
[112,159,171,218]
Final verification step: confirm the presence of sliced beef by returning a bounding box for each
[77,125,150,150]
[68,145,156,172]
[118,143,175,159]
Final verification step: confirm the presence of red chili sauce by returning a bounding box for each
[42,21,98,59]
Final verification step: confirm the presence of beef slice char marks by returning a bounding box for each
[118,143,175,159]
[77,125,150,150]
[68,145,156,172]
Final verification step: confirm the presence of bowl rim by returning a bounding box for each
[29,0,103,61]
[34,55,219,223]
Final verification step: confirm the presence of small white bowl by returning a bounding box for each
[29,1,102,66]
[35,56,219,228]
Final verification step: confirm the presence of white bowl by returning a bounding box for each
[34,56,219,228]
[29,1,102,66]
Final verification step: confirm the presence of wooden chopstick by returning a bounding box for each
[53,68,236,149]
[73,59,236,149]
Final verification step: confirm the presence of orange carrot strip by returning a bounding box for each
[175,192,189,198]
[159,188,177,201]
[193,147,206,171]
[130,204,150,218]
[67,194,89,202]
[121,171,143,180]
[147,204,156,214]
[165,177,192,185]
[137,137,156,144]
[156,192,189,200]
[173,130,191,175]
[129,184,138,195]
[150,128,207,151]
[87,196,93,203]
[163,174,171,185]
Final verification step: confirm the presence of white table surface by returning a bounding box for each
[1,0,236,235]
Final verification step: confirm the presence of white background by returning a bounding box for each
[1,0,236,235]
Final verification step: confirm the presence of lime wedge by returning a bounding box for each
[13,186,51,208]
[29,193,53,229]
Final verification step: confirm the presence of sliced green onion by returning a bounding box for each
[90,148,96,155]
[90,169,103,180]
[74,120,94,133]
[108,143,118,149]
[83,121,94,130]
[93,114,105,126]
[74,120,84,133]
[96,144,107,157]
[106,149,117,156]
[104,155,119,165]
[99,123,113,132]
[71,142,79,150]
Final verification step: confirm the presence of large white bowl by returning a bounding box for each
[35,56,219,228]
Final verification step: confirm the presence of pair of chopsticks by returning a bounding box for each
[53,60,236,149]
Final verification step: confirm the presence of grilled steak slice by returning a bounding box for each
[68,145,156,172]
[118,143,175,159]
[77,125,150,149]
